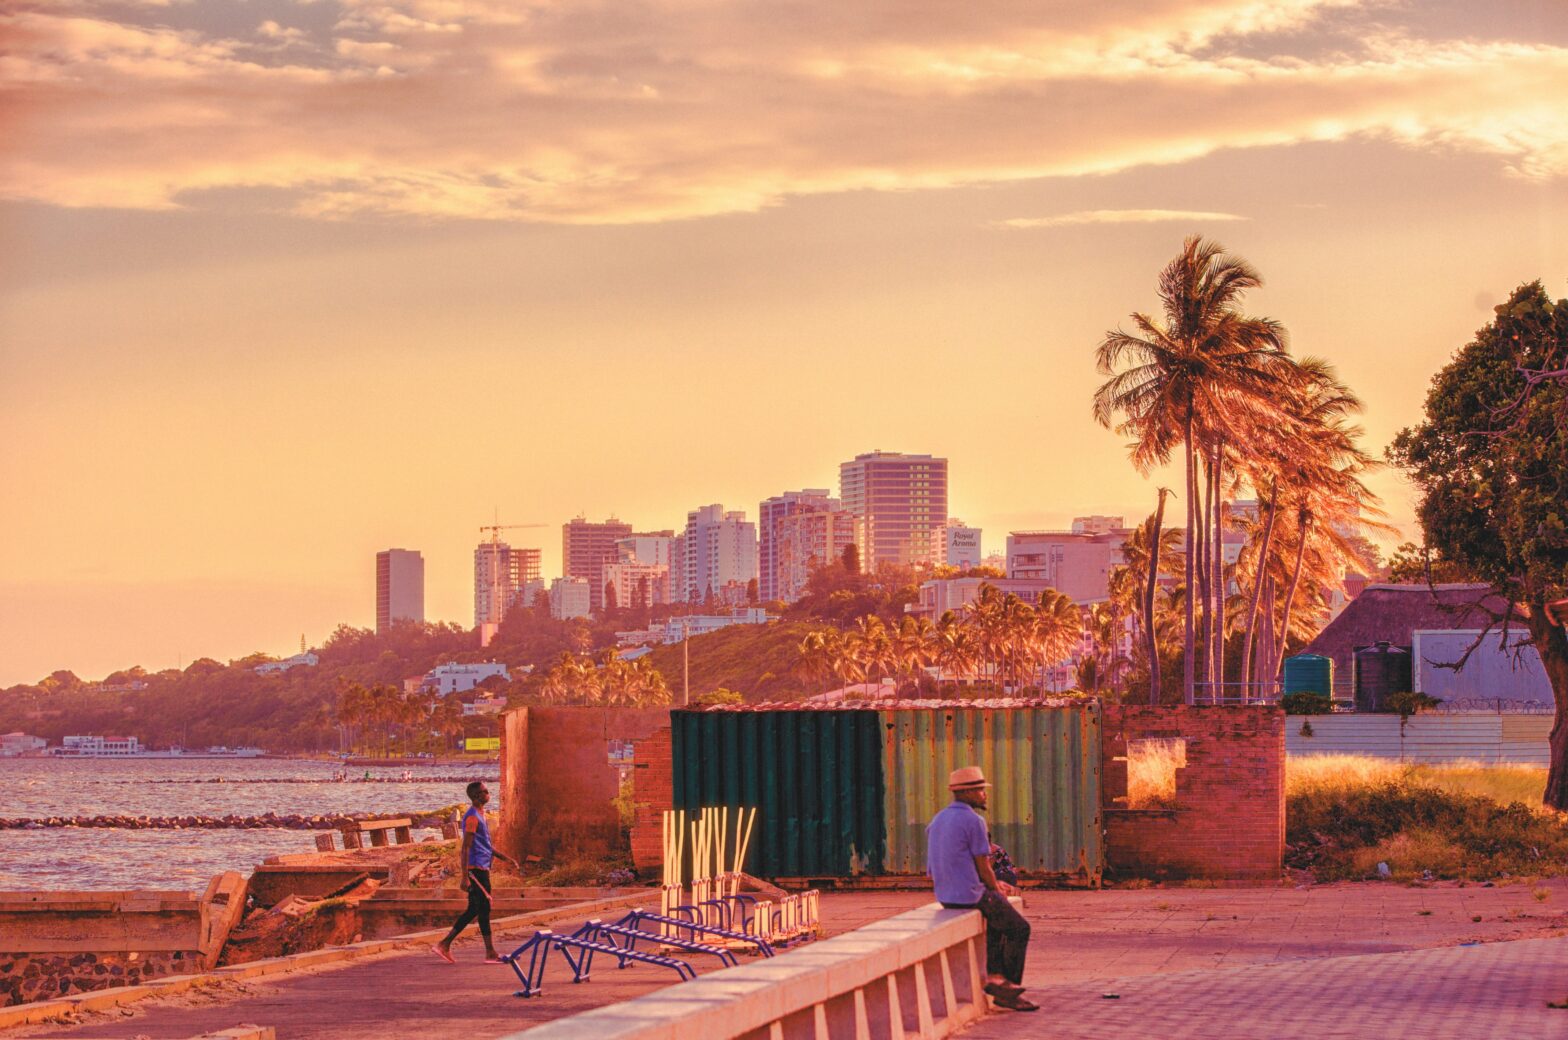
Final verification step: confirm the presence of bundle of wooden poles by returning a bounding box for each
[658,806,819,945]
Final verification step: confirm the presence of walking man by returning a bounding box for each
[926,766,1037,1012]
[433,780,516,963]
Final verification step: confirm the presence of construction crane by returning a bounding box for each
[478,518,548,641]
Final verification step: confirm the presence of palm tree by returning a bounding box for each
[1094,235,1291,702]
[934,612,977,688]
[795,631,834,694]
[1031,589,1082,691]
[894,616,935,692]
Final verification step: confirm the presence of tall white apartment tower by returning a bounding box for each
[675,504,759,604]
[376,549,425,634]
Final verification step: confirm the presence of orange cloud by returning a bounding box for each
[3,0,1567,221]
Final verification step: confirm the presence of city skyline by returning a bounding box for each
[4,0,1568,685]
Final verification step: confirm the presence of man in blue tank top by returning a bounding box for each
[433,781,516,963]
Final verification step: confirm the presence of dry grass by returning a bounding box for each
[1127,738,1186,809]
[1286,754,1568,882]
[1288,754,1548,806]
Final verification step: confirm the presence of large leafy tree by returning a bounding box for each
[1390,282,1568,808]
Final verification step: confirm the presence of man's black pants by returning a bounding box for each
[942,890,1030,985]
[444,868,492,944]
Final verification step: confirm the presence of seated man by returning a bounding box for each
[926,766,1037,1012]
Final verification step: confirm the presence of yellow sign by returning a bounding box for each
[465,737,500,752]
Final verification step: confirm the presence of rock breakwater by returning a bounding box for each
[0,811,449,831]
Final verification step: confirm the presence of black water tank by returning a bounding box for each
[1354,641,1412,713]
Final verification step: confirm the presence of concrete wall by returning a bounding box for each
[496,707,668,865]
[1285,712,1553,764]
[1102,706,1285,882]
[0,873,246,1007]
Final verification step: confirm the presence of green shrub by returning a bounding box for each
[1282,691,1332,715]
[1287,775,1568,881]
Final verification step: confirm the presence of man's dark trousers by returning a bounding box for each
[942,890,1030,984]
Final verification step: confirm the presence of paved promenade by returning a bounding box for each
[6,893,921,1039]
[964,880,1568,1039]
[10,881,1568,1038]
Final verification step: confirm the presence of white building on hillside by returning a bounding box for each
[254,652,319,674]
[657,608,772,644]
[422,661,509,696]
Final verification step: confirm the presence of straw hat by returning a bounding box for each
[948,766,992,790]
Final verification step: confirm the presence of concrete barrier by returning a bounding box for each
[507,904,987,1040]
[1286,713,1552,764]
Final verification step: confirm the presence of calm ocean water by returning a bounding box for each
[0,758,498,891]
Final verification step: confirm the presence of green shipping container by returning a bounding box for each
[670,704,1102,884]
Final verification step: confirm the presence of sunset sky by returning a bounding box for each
[3,0,1568,685]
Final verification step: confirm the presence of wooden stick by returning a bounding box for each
[735,806,756,873]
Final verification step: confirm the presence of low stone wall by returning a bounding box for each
[1,951,187,1007]
[0,873,247,1007]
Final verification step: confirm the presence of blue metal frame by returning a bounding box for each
[500,928,695,998]
[577,920,739,968]
[615,910,774,957]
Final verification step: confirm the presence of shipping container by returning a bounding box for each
[670,704,1101,884]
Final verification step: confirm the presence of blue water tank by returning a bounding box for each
[1283,654,1334,696]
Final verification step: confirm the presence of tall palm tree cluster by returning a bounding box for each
[797,585,1084,696]
[1094,235,1383,704]
[538,651,672,707]
[335,682,466,756]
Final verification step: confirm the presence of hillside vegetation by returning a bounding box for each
[644,621,820,703]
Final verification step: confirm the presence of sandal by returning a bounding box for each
[431,945,455,965]
[983,980,1024,999]
[992,993,1040,1012]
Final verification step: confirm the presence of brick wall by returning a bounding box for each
[496,707,668,864]
[1102,705,1285,881]
[629,726,673,873]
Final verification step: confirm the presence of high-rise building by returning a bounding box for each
[758,490,837,602]
[773,505,856,602]
[549,576,591,620]
[1071,515,1125,536]
[563,516,634,613]
[376,549,425,634]
[603,560,670,610]
[838,451,949,572]
[673,504,758,604]
[474,542,542,627]
[616,531,674,568]
[940,520,983,569]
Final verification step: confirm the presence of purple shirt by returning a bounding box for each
[926,801,989,905]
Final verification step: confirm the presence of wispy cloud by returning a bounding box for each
[993,209,1248,229]
[3,0,1567,223]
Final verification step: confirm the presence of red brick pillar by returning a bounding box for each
[629,727,673,873]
